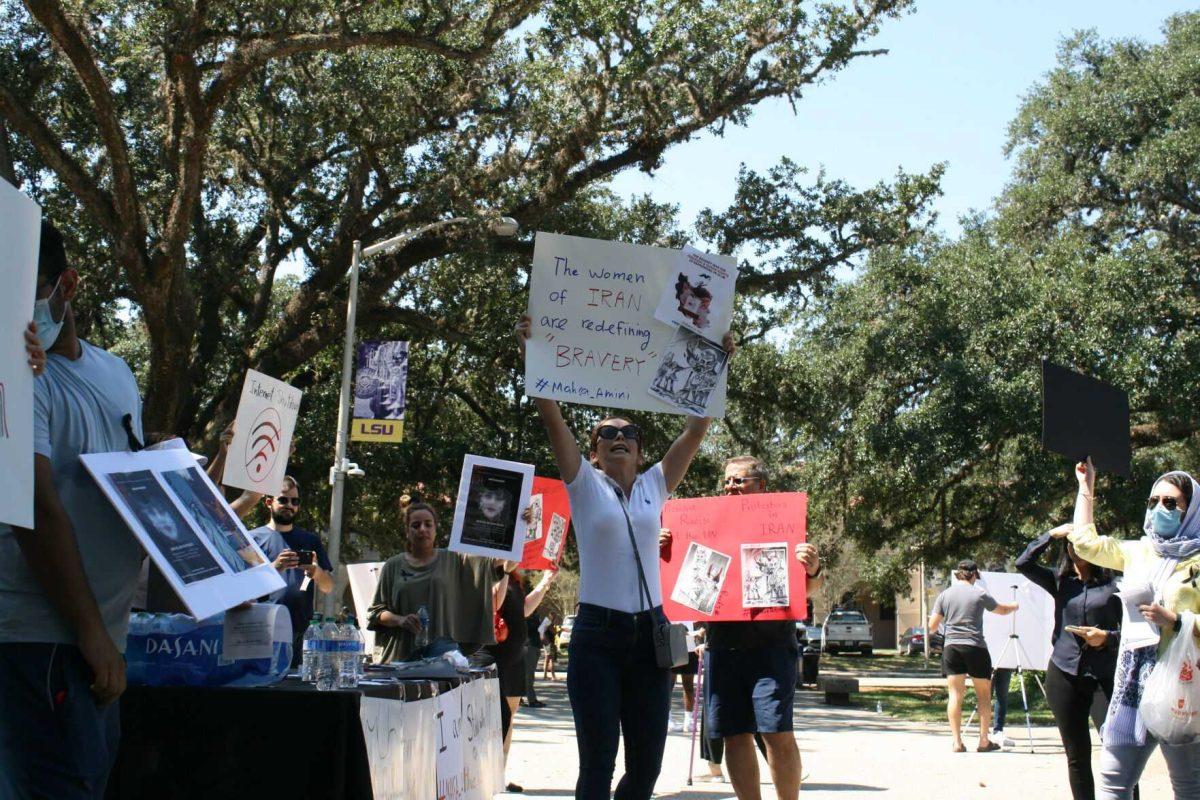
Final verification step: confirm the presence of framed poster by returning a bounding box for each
[659,493,807,623]
[81,448,284,619]
[448,455,534,561]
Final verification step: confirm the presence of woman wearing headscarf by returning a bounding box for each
[1052,458,1200,798]
[1016,521,1121,799]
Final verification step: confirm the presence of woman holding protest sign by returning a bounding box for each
[515,314,735,800]
[367,502,509,662]
[1051,458,1200,799]
[1015,520,1121,799]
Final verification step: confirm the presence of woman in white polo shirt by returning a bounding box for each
[516,316,734,800]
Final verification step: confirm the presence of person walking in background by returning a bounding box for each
[1,223,143,798]
[1057,458,1200,798]
[1017,514,1122,800]
[523,601,547,708]
[660,456,822,800]
[517,314,734,800]
[989,668,1013,747]
[929,559,1018,753]
[542,616,559,680]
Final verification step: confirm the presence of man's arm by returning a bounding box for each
[991,602,1019,616]
[14,456,125,704]
[928,612,944,635]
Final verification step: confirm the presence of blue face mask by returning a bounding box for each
[31,278,66,350]
[1146,505,1184,539]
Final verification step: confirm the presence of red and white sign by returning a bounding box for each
[518,476,572,571]
[659,493,807,623]
[222,370,302,496]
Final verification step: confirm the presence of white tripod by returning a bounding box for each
[967,583,1047,753]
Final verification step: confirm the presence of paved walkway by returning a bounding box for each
[502,677,1172,799]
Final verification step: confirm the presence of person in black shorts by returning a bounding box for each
[929,559,1018,753]
[660,456,823,800]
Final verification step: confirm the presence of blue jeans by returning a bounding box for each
[992,668,1012,731]
[567,603,672,800]
[0,643,120,800]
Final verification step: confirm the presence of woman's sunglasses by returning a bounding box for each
[1147,495,1184,512]
[596,424,640,442]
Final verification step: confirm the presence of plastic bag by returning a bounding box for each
[126,605,292,688]
[1140,611,1200,744]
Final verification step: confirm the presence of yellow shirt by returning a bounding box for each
[1068,523,1200,653]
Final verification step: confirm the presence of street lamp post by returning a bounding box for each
[323,215,519,616]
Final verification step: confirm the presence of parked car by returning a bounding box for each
[557,614,576,650]
[899,626,943,657]
[822,609,873,655]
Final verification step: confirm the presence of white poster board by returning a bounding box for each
[221,369,302,495]
[81,448,284,619]
[435,679,504,800]
[975,571,1055,670]
[360,696,438,800]
[448,455,534,561]
[436,686,465,800]
[0,179,40,529]
[347,560,385,661]
[525,232,731,417]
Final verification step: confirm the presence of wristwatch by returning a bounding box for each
[1174,616,1183,634]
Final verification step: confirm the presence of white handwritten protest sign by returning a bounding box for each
[347,561,386,662]
[0,179,40,529]
[360,696,437,800]
[222,369,302,496]
[525,232,731,417]
[437,687,465,800]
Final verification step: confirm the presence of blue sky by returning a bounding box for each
[609,1,1196,241]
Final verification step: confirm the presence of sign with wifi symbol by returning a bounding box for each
[222,369,303,496]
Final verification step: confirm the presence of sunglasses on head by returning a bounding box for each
[596,424,640,442]
[274,496,301,507]
[724,475,761,486]
[1147,495,1184,512]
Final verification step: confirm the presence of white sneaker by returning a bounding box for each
[991,730,1015,748]
[683,711,695,732]
[668,717,683,732]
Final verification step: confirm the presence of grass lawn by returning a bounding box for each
[821,649,940,675]
[856,675,1055,725]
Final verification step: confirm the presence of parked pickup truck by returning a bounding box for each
[821,609,873,655]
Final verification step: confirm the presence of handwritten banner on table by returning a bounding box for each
[0,179,40,529]
[525,232,732,417]
[518,476,573,571]
[659,493,807,623]
[436,678,504,800]
[360,695,437,800]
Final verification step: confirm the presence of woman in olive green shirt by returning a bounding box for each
[368,502,506,661]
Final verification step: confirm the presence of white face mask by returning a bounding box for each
[32,277,67,350]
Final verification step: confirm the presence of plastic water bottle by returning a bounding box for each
[339,615,364,688]
[315,616,338,691]
[301,614,322,683]
[416,605,430,651]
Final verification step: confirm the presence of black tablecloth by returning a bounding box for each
[105,677,449,800]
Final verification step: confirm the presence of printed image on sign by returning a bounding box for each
[519,476,573,571]
[222,369,302,495]
[648,328,729,415]
[449,455,534,561]
[525,232,731,417]
[525,494,543,542]
[352,340,408,443]
[654,245,738,341]
[659,493,807,623]
[669,541,733,615]
[81,448,284,620]
[0,179,40,529]
[741,543,790,608]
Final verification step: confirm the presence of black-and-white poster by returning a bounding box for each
[741,543,790,608]
[525,494,544,543]
[648,328,729,415]
[449,455,534,561]
[670,541,733,615]
[541,513,568,565]
[106,470,224,584]
[160,465,264,572]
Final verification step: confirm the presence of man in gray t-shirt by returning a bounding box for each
[929,559,1018,753]
[0,223,142,798]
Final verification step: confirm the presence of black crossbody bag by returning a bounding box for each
[616,488,689,669]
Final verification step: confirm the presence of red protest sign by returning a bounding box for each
[519,476,572,571]
[659,492,807,623]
